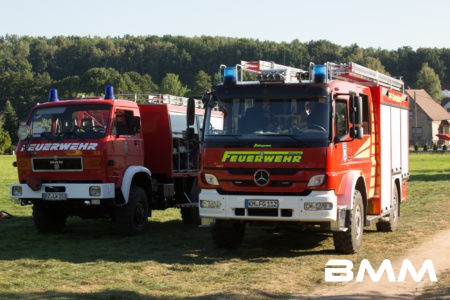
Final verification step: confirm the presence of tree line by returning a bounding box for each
[0,34,448,153]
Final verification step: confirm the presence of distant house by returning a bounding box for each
[406,89,450,146]
[442,98,450,113]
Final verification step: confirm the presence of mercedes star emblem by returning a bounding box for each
[254,169,270,187]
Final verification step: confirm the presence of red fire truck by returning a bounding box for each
[10,86,202,234]
[191,61,409,253]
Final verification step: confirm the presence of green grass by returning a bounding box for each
[0,154,449,299]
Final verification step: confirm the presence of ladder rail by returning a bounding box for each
[328,62,404,92]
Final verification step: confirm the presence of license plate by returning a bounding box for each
[245,199,279,209]
[42,192,67,201]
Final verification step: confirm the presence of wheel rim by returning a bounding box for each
[355,204,362,240]
[134,202,146,226]
[392,190,398,224]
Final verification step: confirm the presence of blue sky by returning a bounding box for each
[1,0,449,50]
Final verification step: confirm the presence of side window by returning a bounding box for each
[361,94,371,134]
[335,100,348,138]
[114,109,134,136]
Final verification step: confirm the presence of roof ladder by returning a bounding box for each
[329,62,404,92]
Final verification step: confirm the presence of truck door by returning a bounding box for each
[112,109,143,171]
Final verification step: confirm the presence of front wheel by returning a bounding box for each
[211,220,245,249]
[333,189,364,254]
[33,203,67,233]
[114,186,149,235]
[181,207,201,225]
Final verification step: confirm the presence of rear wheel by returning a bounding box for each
[33,202,67,233]
[115,186,149,235]
[211,220,245,249]
[376,186,399,232]
[333,189,364,254]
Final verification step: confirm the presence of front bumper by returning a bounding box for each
[199,189,346,230]
[10,183,115,201]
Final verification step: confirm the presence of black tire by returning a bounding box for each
[211,220,245,249]
[376,185,399,232]
[32,203,67,233]
[181,207,201,225]
[180,178,201,225]
[333,189,364,254]
[115,186,149,235]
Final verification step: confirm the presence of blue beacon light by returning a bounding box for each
[104,85,115,100]
[314,65,327,83]
[223,66,237,85]
[48,88,59,102]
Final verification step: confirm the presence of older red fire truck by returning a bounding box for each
[191,60,409,253]
[10,86,202,234]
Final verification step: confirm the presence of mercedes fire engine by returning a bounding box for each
[190,60,409,253]
[10,86,202,234]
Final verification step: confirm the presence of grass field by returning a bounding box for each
[0,154,449,299]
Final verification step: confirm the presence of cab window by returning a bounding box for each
[114,109,135,136]
[335,100,348,138]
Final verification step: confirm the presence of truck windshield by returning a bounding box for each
[29,104,111,140]
[204,97,330,142]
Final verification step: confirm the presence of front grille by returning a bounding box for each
[228,168,299,175]
[32,157,83,171]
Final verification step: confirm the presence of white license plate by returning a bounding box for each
[42,192,67,201]
[245,199,279,208]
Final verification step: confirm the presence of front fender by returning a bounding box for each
[336,170,366,209]
[121,166,151,204]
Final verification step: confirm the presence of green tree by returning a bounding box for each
[192,70,212,96]
[81,67,121,96]
[415,63,443,102]
[0,115,12,154]
[160,73,190,96]
[2,100,18,146]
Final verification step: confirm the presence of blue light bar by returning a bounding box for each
[104,85,115,100]
[48,88,59,102]
[314,65,327,83]
[223,66,237,85]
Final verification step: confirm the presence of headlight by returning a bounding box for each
[89,186,101,197]
[307,174,325,187]
[17,125,32,141]
[11,186,23,197]
[203,173,219,186]
[200,200,222,209]
[304,202,333,211]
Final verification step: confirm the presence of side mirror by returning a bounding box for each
[187,97,195,127]
[353,96,363,125]
[350,95,364,140]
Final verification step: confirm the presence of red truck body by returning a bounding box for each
[196,61,409,253]
[11,88,201,233]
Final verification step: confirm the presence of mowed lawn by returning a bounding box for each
[0,153,449,299]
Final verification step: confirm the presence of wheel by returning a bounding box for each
[211,220,245,249]
[376,186,399,232]
[333,189,364,254]
[32,203,67,233]
[180,178,201,225]
[181,206,201,225]
[115,186,149,235]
